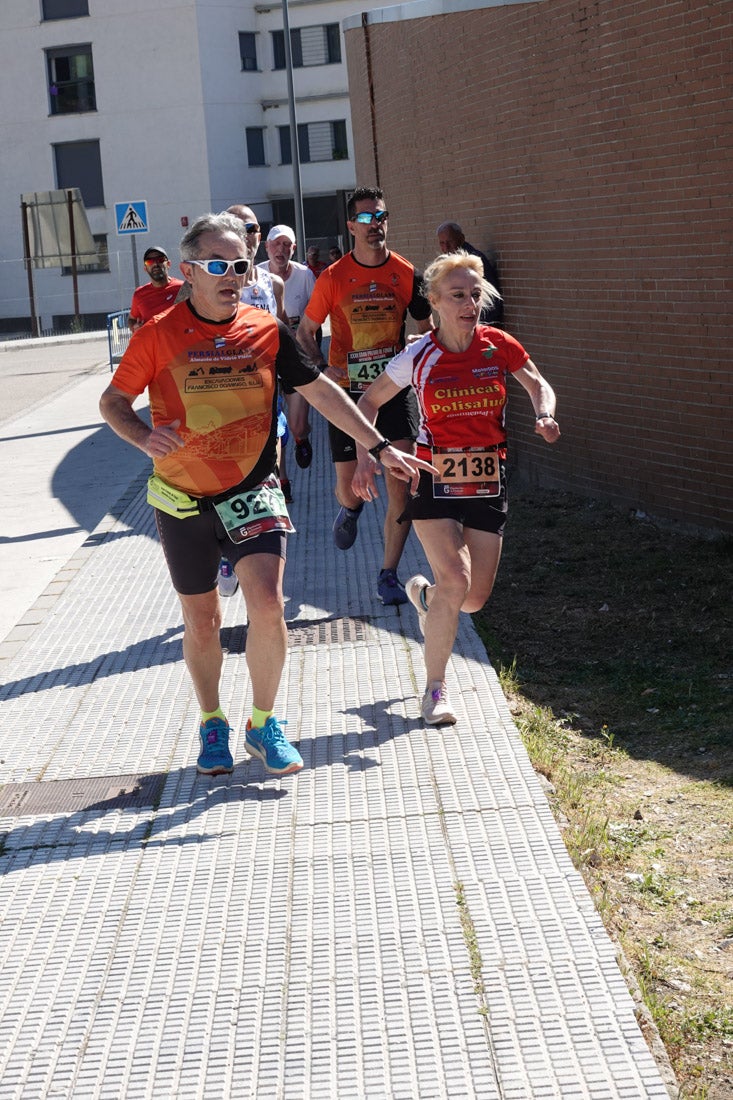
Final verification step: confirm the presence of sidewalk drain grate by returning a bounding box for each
[287,616,370,646]
[0,773,166,817]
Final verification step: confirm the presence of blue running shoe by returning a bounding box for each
[377,568,408,606]
[197,717,234,775]
[333,503,363,550]
[245,716,303,775]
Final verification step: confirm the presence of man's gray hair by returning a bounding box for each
[180,212,248,260]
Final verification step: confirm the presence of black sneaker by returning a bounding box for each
[377,568,408,605]
[294,437,313,469]
[333,503,363,550]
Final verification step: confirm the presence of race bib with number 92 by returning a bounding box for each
[214,474,295,543]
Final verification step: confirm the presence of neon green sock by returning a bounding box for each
[251,706,274,730]
[201,707,227,724]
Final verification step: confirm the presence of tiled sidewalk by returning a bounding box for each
[0,418,673,1098]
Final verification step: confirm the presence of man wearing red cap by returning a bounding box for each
[128,247,184,333]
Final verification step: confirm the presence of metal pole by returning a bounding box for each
[66,189,81,325]
[20,200,40,338]
[282,0,306,260]
[131,235,139,292]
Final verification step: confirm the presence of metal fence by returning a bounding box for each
[106,309,131,371]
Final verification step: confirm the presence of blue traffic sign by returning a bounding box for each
[115,201,149,235]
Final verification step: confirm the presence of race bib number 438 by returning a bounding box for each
[347,345,396,394]
[432,446,501,498]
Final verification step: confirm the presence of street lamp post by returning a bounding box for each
[282,0,306,260]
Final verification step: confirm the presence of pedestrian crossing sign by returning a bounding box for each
[115,201,149,235]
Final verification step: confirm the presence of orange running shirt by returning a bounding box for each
[111,301,318,497]
[304,251,431,390]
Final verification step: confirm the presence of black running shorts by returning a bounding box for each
[154,506,287,596]
[328,386,419,463]
[402,461,508,536]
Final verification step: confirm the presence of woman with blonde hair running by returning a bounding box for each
[353,250,560,725]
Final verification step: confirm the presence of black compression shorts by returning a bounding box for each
[328,386,419,463]
[154,507,286,596]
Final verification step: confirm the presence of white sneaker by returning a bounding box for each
[217,559,239,597]
[421,682,457,726]
[405,574,430,635]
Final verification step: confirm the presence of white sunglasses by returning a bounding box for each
[186,258,250,277]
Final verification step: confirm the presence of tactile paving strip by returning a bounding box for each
[0,419,672,1098]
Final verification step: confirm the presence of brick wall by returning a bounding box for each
[345,0,732,532]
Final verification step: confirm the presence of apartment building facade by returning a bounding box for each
[1,0,384,333]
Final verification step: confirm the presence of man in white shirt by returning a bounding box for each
[258,225,316,467]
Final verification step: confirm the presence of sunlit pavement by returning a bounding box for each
[0,339,672,1098]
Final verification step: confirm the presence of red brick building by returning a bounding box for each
[344,0,732,533]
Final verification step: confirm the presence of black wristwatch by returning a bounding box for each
[368,438,392,460]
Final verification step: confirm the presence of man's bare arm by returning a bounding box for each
[295,314,325,365]
[100,384,184,459]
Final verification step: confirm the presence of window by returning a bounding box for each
[62,233,109,275]
[272,23,341,70]
[47,44,96,114]
[42,0,89,19]
[272,30,287,70]
[273,29,300,70]
[324,24,341,65]
[246,127,266,167]
[239,32,257,72]
[279,121,348,165]
[279,125,293,165]
[53,140,104,207]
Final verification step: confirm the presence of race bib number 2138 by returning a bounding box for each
[432,446,500,499]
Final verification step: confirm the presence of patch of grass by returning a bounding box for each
[607,820,663,859]
[454,880,485,1001]
[701,906,733,936]
[632,868,679,907]
[473,486,733,1096]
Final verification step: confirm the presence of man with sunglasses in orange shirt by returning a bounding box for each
[100,212,433,781]
[297,187,433,607]
[128,246,184,333]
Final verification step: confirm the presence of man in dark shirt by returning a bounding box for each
[436,221,504,326]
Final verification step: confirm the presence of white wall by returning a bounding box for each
[2,1,213,326]
[0,0,388,330]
